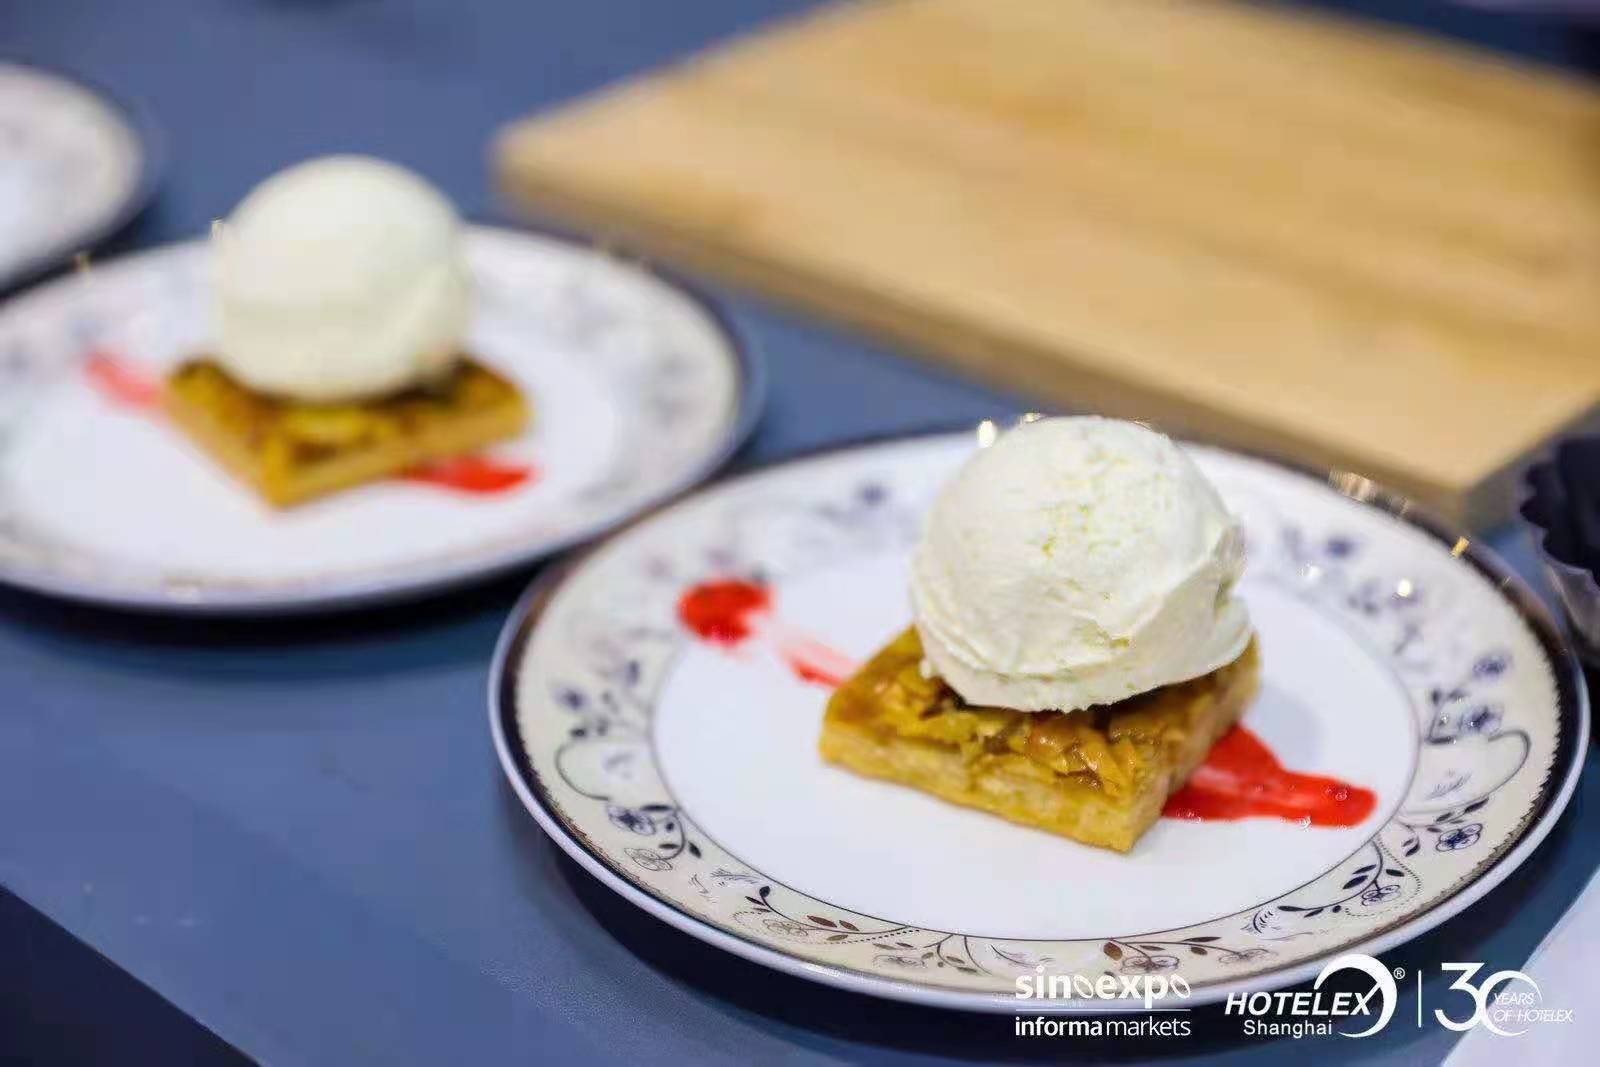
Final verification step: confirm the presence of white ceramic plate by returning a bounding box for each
[491,430,1586,1012]
[0,61,153,291]
[0,227,760,612]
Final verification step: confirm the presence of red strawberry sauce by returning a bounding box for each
[1164,725,1376,827]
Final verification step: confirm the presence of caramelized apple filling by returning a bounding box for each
[163,356,529,506]
[827,628,1258,800]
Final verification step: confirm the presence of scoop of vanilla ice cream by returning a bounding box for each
[213,156,471,402]
[911,417,1251,713]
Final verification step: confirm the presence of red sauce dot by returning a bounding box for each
[677,579,771,646]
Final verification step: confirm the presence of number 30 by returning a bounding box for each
[1434,962,1538,1037]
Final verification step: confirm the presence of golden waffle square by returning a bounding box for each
[820,628,1259,852]
[163,357,529,507]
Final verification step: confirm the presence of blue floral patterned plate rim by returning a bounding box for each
[489,427,1587,1012]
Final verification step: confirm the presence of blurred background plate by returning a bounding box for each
[0,61,156,292]
[0,226,762,613]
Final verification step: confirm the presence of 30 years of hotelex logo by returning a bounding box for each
[1012,953,1574,1041]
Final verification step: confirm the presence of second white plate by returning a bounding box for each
[0,226,761,612]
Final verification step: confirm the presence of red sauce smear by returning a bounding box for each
[399,456,536,495]
[677,579,772,646]
[778,638,857,689]
[84,350,162,411]
[676,579,857,687]
[1164,725,1376,827]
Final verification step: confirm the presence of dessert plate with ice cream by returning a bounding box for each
[0,156,759,612]
[492,418,1584,1011]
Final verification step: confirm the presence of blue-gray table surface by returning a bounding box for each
[2,1,1596,1064]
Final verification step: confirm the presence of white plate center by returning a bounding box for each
[654,553,1417,940]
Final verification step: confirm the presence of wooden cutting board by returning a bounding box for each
[495,0,1600,526]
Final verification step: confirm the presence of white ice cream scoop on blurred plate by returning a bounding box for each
[212,156,472,403]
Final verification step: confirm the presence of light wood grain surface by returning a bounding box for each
[495,0,1600,525]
